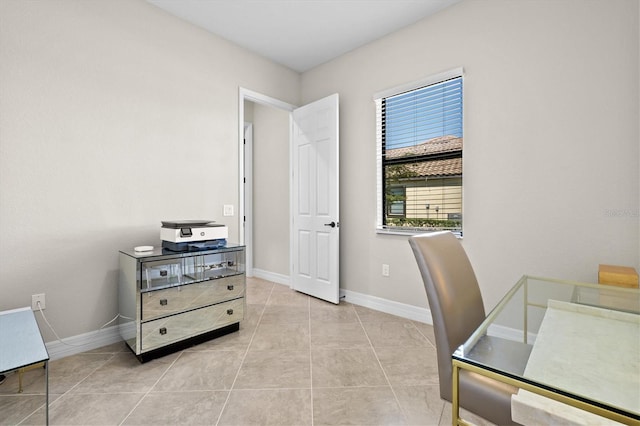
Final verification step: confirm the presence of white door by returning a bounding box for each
[291,94,339,304]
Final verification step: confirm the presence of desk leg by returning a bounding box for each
[452,362,460,426]
[45,361,49,426]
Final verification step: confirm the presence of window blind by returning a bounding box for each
[384,77,463,150]
[375,70,463,234]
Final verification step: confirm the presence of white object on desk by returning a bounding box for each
[511,300,639,425]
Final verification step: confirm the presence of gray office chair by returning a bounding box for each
[409,231,520,426]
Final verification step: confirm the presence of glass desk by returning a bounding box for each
[0,307,50,425]
[451,276,639,426]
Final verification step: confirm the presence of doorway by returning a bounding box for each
[239,88,340,303]
[238,88,295,282]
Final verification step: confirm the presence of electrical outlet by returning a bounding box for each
[382,264,390,277]
[32,293,46,311]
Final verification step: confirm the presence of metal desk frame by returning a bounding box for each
[0,307,50,425]
[451,275,639,426]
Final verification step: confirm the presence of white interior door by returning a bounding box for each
[291,94,339,304]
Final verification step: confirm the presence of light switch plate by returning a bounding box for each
[223,205,234,216]
[382,264,390,277]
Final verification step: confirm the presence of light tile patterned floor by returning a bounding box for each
[0,278,492,425]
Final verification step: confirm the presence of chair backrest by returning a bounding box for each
[409,231,486,401]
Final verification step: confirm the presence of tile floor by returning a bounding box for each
[0,278,492,425]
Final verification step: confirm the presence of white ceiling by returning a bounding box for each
[147,0,460,72]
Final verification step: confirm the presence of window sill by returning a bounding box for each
[376,228,462,238]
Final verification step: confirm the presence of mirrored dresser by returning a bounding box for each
[118,244,245,362]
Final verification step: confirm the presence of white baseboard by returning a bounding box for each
[251,268,291,286]
[46,325,122,361]
[487,322,538,343]
[340,288,433,325]
[339,288,529,342]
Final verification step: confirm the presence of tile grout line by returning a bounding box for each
[437,399,447,425]
[308,295,314,426]
[118,349,186,426]
[354,309,410,425]
[16,351,121,425]
[412,320,437,350]
[213,280,274,426]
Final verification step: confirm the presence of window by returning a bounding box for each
[375,68,463,235]
[387,187,406,216]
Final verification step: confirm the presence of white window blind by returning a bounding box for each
[375,69,463,234]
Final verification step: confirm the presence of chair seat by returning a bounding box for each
[460,369,520,426]
[457,335,532,424]
[465,336,533,377]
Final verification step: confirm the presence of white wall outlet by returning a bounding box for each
[382,264,390,277]
[223,204,234,216]
[32,293,46,310]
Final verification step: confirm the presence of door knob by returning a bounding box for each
[324,221,336,228]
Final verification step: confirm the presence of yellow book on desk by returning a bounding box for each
[598,264,639,288]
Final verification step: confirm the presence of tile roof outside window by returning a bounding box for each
[385,136,462,177]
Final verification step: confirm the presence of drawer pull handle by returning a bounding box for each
[160,299,168,306]
[159,327,167,335]
[226,309,234,315]
[227,285,234,291]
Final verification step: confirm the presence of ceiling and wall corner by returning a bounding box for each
[146,0,461,72]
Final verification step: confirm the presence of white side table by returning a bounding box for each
[0,307,50,424]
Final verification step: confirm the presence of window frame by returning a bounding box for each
[374,67,464,236]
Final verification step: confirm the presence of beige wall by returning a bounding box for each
[1,0,638,343]
[301,0,639,311]
[251,103,290,276]
[0,0,299,340]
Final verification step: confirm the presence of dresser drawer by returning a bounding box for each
[182,250,244,282]
[141,259,193,291]
[141,274,244,321]
[140,298,244,352]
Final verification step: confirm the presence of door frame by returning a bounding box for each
[238,87,296,279]
[243,122,253,276]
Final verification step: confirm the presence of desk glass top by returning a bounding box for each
[0,307,49,373]
[452,276,640,421]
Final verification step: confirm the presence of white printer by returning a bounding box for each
[160,220,228,251]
